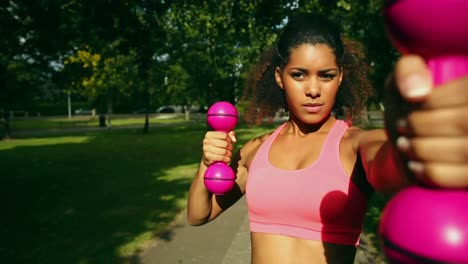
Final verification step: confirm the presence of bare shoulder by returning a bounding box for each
[346,126,387,152]
[229,129,275,194]
[345,126,365,139]
[239,130,274,168]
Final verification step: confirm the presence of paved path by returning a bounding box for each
[139,198,251,264]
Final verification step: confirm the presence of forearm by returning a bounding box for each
[186,161,213,226]
[367,72,413,193]
[368,140,409,193]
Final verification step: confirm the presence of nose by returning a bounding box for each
[305,79,321,98]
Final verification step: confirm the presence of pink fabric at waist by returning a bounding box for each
[250,220,361,246]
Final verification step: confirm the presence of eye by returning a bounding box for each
[291,71,306,80]
[320,73,336,80]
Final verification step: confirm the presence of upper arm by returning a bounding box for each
[355,128,388,175]
[209,135,265,219]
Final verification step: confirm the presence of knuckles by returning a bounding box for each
[456,107,468,134]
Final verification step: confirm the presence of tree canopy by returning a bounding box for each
[1,0,398,137]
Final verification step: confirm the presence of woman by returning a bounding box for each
[187,13,468,264]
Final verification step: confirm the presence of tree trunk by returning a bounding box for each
[142,81,151,134]
[106,95,113,128]
[95,95,107,127]
[143,113,149,133]
[2,110,11,139]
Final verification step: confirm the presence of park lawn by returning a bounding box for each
[0,122,276,263]
[9,115,189,132]
[0,121,387,263]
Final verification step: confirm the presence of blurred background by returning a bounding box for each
[0,1,394,263]
[0,0,394,137]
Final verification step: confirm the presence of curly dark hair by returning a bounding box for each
[242,12,373,125]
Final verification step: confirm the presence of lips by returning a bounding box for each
[303,103,323,113]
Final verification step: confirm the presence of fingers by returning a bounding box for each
[396,136,468,187]
[394,58,468,109]
[394,55,433,102]
[228,131,237,143]
[395,135,468,189]
[398,106,468,136]
[202,131,236,166]
[407,162,468,189]
[397,136,468,163]
[421,76,468,109]
[392,55,468,188]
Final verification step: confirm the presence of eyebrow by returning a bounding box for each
[318,68,339,73]
[289,67,339,74]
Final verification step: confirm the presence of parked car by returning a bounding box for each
[195,106,208,113]
[132,108,156,114]
[74,108,92,115]
[157,106,176,113]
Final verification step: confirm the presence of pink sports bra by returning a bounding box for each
[246,120,369,245]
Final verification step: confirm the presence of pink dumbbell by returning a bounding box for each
[204,101,238,195]
[380,1,468,263]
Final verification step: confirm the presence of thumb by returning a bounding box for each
[394,55,433,102]
[228,131,237,143]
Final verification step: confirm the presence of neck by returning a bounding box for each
[286,114,337,136]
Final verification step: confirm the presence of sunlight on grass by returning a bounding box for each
[117,231,154,257]
[0,136,92,150]
[113,163,200,258]
[0,123,218,262]
[10,115,191,132]
[158,163,199,180]
[109,117,187,126]
[157,163,200,209]
[1,122,387,263]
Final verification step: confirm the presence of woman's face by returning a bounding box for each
[275,44,342,125]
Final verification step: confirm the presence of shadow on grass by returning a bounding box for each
[1,121,388,263]
[0,124,207,263]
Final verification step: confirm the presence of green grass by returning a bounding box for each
[0,122,277,263]
[9,115,190,132]
[0,121,387,263]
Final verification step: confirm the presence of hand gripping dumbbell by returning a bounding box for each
[379,1,468,263]
[204,101,238,195]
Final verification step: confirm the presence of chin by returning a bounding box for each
[301,115,329,125]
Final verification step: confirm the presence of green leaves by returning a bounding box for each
[1,0,397,119]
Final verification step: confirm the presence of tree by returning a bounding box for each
[0,0,64,138]
[63,47,139,125]
[159,0,286,107]
[0,0,397,139]
[55,0,171,132]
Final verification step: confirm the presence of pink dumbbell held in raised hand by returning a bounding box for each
[204,101,238,195]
